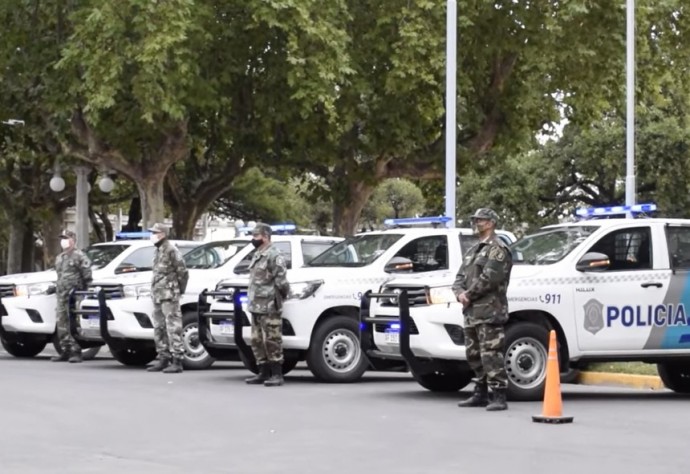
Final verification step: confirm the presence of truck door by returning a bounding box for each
[643,224,690,350]
[573,224,669,352]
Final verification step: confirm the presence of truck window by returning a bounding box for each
[665,226,690,269]
[459,235,479,255]
[585,227,652,271]
[393,236,449,272]
[234,241,293,274]
[301,241,335,264]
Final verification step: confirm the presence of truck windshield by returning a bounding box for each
[307,234,404,267]
[86,244,131,270]
[511,226,598,265]
[184,240,249,269]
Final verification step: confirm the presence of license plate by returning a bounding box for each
[84,317,100,329]
[220,321,234,335]
[384,330,399,344]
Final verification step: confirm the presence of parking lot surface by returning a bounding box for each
[1,350,688,474]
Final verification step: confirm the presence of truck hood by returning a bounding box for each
[0,270,57,285]
[378,265,546,289]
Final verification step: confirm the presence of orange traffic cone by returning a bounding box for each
[532,330,574,424]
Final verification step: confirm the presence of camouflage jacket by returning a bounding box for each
[247,243,290,314]
[151,238,189,304]
[452,234,513,325]
[55,249,93,296]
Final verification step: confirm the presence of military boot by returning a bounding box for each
[486,388,508,411]
[245,364,270,384]
[162,357,183,374]
[146,357,171,372]
[264,362,284,387]
[68,350,83,364]
[457,383,488,407]
[51,351,70,362]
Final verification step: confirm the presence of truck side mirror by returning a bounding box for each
[115,262,137,274]
[384,256,414,273]
[576,252,610,272]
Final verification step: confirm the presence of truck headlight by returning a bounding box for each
[15,282,55,297]
[123,284,151,299]
[288,280,323,300]
[425,286,458,305]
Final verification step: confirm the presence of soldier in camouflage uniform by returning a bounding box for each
[453,208,513,411]
[245,223,290,387]
[146,223,189,374]
[51,230,92,363]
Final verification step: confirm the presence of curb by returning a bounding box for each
[577,371,665,391]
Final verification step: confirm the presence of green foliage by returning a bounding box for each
[211,168,313,227]
[361,179,427,226]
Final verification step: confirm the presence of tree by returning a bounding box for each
[361,179,427,228]
[290,1,690,236]
[57,0,353,230]
[212,168,313,227]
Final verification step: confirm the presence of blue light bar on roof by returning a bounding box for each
[271,224,297,233]
[575,203,657,217]
[115,231,152,240]
[383,216,453,226]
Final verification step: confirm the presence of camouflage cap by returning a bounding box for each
[470,208,499,224]
[59,230,76,240]
[147,222,169,235]
[252,222,272,237]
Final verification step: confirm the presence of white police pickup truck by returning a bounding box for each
[0,239,198,359]
[362,205,690,400]
[207,217,516,383]
[80,233,342,368]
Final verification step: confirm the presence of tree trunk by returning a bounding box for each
[7,219,25,275]
[171,203,200,240]
[41,211,64,269]
[332,183,376,237]
[137,176,167,231]
[20,219,35,273]
[89,208,105,242]
[99,206,114,241]
[124,198,142,231]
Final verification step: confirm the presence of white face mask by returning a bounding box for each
[150,234,160,244]
[60,239,71,250]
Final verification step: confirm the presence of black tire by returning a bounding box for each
[412,367,473,392]
[110,345,157,366]
[239,348,300,375]
[181,311,214,370]
[306,315,368,383]
[504,322,550,401]
[0,331,48,358]
[560,367,581,384]
[657,362,690,393]
[52,334,101,360]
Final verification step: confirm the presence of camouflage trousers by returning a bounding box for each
[464,322,508,390]
[152,299,184,360]
[56,294,80,354]
[250,312,283,364]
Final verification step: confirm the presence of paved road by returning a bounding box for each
[0,351,688,474]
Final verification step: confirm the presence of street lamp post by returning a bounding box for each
[625,0,636,212]
[445,0,457,228]
[50,166,116,249]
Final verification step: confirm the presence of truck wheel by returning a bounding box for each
[181,311,214,370]
[412,368,473,392]
[504,322,550,401]
[52,334,101,360]
[110,346,157,366]
[307,315,368,383]
[0,331,47,358]
[239,349,300,375]
[657,362,690,393]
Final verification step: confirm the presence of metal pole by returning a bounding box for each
[75,166,90,249]
[445,0,457,228]
[625,0,636,210]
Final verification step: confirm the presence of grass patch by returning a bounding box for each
[586,362,659,376]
